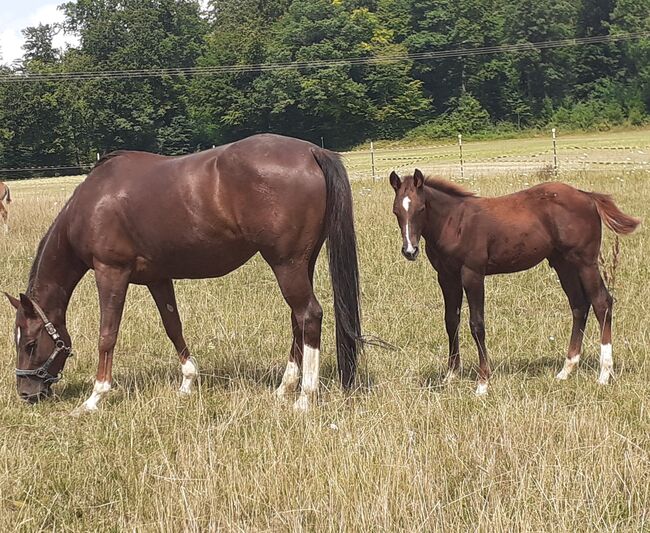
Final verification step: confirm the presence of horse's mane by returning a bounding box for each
[92,150,129,171]
[424,176,477,197]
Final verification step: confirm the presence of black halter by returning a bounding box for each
[15,300,73,384]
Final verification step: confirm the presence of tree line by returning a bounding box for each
[0,0,648,175]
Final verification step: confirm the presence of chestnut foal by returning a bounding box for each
[390,169,640,395]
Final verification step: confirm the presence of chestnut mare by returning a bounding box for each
[390,169,640,395]
[0,181,11,233]
[6,134,362,413]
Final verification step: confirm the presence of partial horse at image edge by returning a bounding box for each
[6,134,362,413]
[389,169,641,395]
[0,181,11,234]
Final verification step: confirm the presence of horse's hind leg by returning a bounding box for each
[577,264,614,384]
[274,312,302,402]
[551,257,590,380]
[271,260,323,411]
[72,263,130,415]
[148,279,197,395]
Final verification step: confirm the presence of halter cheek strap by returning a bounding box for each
[15,300,73,385]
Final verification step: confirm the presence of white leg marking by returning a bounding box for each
[443,369,459,384]
[78,380,111,413]
[179,357,198,395]
[475,381,489,396]
[598,343,613,385]
[556,354,580,380]
[294,345,320,412]
[275,361,300,402]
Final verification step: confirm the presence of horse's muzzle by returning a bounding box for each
[402,246,419,261]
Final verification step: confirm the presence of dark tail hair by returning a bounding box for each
[312,148,362,389]
[588,192,641,235]
[2,184,10,204]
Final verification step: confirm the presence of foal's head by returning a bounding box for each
[389,169,426,261]
[5,293,72,402]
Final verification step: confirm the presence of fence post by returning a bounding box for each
[370,141,376,181]
[552,128,558,176]
[96,152,100,161]
[458,133,464,179]
[321,136,324,149]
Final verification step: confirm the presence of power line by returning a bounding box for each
[1,31,647,83]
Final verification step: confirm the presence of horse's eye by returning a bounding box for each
[25,341,37,355]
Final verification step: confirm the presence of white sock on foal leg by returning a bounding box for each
[294,345,320,412]
[275,360,300,401]
[598,344,613,385]
[179,357,198,395]
[556,354,580,380]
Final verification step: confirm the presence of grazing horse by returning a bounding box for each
[5,134,362,413]
[389,169,640,395]
[0,181,11,233]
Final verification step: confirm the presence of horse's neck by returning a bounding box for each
[28,218,86,322]
[423,186,465,238]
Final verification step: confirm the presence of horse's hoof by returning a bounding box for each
[274,388,290,404]
[442,370,459,384]
[597,376,610,386]
[475,382,489,397]
[177,388,192,397]
[69,404,97,417]
[556,370,570,380]
[293,394,312,412]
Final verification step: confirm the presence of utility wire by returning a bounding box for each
[1,31,647,83]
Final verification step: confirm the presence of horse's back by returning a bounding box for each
[66,135,328,279]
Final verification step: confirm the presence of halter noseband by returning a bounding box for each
[15,300,73,385]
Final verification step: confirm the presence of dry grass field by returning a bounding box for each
[0,162,648,530]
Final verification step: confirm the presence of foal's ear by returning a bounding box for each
[413,169,425,189]
[4,292,20,310]
[18,293,37,319]
[389,171,401,191]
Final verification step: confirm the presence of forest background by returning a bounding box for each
[0,0,648,173]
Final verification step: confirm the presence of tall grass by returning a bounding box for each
[0,170,647,531]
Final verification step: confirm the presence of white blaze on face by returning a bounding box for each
[556,354,580,380]
[402,196,411,213]
[598,343,613,385]
[179,357,198,395]
[81,380,111,411]
[15,327,21,346]
[401,196,416,254]
[294,345,320,411]
[275,360,300,400]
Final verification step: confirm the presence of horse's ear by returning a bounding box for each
[413,169,425,189]
[389,171,401,192]
[18,293,37,319]
[4,292,20,310]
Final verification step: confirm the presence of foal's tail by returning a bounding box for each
[312,148,362,389]
[588,192,641,235]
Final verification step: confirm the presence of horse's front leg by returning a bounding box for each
[461,266,491,396]
[71,263,130,416]
[437,270,463,383]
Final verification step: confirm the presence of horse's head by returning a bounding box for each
[5,293,73,403]
[389,169,426,261]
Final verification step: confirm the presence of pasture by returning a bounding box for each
[0,162,648,530]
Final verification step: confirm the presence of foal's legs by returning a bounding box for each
[271,260,323,411]
[148,279,197,395]
[72,263,130,415]
[552,258,590,380]
[461,266,490,396]
[577,264,614,384]
[438,271,463,382]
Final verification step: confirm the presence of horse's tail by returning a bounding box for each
[587,192,641,235]
[311,148,362,389]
